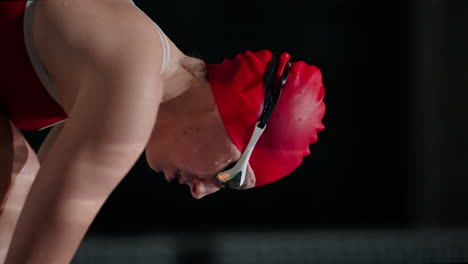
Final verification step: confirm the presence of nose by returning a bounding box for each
[190,177,221,199]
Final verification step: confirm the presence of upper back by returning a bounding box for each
[32,0,162,113]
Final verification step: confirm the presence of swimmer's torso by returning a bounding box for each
[0,0,174,130]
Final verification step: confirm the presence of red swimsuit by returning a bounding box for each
[0,1,68,131]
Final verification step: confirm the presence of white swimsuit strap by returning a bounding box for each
[155,25,171,74]
[128,0,170,74]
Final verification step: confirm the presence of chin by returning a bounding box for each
[144,149,158,171]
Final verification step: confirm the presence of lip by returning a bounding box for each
[178,174,183,184]
[176,170,181,183]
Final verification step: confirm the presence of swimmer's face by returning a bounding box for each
[145,79,256,199]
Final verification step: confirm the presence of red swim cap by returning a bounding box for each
[206,50,325,187]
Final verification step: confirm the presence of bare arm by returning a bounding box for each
[4,17,163,264]
[0,127,40,263]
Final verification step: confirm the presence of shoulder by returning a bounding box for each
[37,1,164,148]
[37,0,164,72]
[38,0,164,107]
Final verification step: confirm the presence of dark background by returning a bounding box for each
[24,0,468,235]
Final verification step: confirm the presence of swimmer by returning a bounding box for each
[0,0,325,263]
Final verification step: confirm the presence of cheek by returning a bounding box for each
[180,137,215,171]
[149,113,237,175]
[185,136,235,175]
[146,123,182,167]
